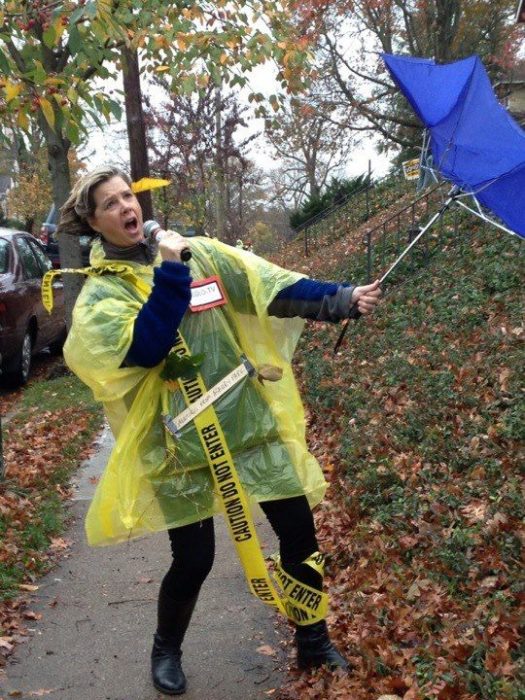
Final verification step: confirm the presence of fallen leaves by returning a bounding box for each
[271,221,523,699]
[0,637,14,652]
[21,610,41,621]
[48,537,71,552]
[0,383,103,667]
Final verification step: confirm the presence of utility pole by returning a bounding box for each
[214,82,226,240]
[122,46,154,222]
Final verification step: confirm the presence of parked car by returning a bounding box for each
[0,228,66,387]
[39,204,93,268]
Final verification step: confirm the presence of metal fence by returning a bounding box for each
[360,182,472,283]
[294,168,416,256]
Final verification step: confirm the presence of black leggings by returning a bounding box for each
[161,495,321,601]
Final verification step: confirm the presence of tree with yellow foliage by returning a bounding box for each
[0,0,314,317]
[6,142,85,236]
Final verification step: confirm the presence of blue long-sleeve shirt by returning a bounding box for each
[126,261,192,367]
[126,261,356,367]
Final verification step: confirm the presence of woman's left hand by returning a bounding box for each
[351,279,382,315]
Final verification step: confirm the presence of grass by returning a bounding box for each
[0,367,103,605]
[15,367,97,414]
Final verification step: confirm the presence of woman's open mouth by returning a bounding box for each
[124,216,139,235]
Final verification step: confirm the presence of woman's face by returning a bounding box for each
[87,176,144,247]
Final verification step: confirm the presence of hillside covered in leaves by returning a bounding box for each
[270,212,524,699]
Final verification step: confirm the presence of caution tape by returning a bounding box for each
[272,554,328,624]
[165,331,328,625]
[41,263,149,313]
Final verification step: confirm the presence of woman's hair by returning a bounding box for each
[57,165,131,237]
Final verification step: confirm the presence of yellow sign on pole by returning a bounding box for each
[402,158,420,181]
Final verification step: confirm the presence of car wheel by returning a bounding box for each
[5,330,33,388]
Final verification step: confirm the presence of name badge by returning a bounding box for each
[189,276,227,312]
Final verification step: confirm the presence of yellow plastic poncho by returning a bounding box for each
[64,237,327,546]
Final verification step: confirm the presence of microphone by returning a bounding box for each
[143,220,192,262]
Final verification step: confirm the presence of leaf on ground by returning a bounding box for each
[0,637,14,651]
[256,644,277,656]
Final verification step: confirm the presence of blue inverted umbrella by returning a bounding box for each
[383,52,525,239]
[333,53,524,353]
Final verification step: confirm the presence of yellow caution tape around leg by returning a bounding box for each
[167,332,328,625]
[303,551,326,577]
[272,554,329,625]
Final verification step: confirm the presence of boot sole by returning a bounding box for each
[153,680,187,695]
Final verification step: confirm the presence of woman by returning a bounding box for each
[57,165,381,696]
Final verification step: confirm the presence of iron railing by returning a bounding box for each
[360,182,469,283]
[294,168,416,257]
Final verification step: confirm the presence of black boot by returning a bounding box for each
[151,591,198,695]
[295,620,351,671]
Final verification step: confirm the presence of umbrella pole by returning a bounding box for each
[333,188,459,354]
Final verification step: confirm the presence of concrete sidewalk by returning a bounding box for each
[0,425,288,700]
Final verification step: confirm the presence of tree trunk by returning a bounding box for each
[308,167,320,199]
[161,183,169,229]
[225,165,232,238]
[122,46,154,223]
[238,176,244,237]
[24,216,34,234]
[43,121,83,327]
[214,84,227,241]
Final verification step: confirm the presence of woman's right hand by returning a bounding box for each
[158,231,190,263]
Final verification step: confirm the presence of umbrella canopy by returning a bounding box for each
[383,53,525,239]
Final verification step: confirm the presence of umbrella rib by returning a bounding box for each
[454,198,520,238]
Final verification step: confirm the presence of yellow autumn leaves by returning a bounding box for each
[1,78,63,130]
